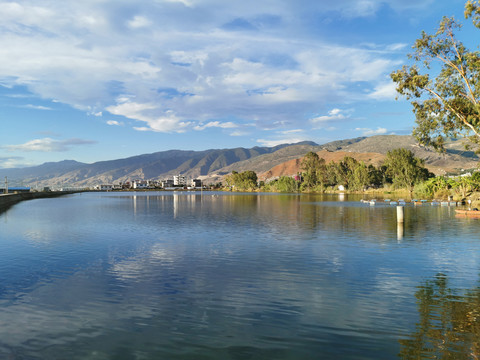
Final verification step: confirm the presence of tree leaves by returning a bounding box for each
[391,1,480,151]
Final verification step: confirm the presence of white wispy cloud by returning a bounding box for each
[279,129,304,134]
[368,81,398,100]
[0,156,28,168]
[355,127,388,136]
[257,137,308,147]
[229,130,250,137]
[3,138,97,152]
[106,120,123,126]
[194,121,237,131]
[23,104,53,110]
[311,108,353,124]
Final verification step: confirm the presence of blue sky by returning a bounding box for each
[0,0,474,168]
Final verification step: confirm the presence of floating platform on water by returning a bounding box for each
[361,199,457,206]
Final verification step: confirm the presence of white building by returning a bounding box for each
[173,175,186,186]
[96,184,113,191]
[132,180,150,189]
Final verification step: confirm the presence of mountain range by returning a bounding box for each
[2,135,479,188]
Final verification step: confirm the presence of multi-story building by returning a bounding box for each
[162,179,175,188]
[173,175,186,186]
[191,179,202,188]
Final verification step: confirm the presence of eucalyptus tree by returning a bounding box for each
[383,148,432,194]
[300,151,326,190]
[391,0,480,152]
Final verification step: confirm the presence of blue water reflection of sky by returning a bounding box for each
[0,192,479,359]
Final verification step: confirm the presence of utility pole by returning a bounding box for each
[4,176,8,195]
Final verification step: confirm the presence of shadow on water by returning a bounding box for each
[399,273,480,359]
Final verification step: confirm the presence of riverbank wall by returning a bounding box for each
[0,191,76,212]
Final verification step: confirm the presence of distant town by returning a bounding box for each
[0,175,210,194]
[93,175,206,191]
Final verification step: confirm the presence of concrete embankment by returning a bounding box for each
[0,191,76,212]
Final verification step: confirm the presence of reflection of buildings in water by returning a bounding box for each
[338,193,345,202]
[173,192,178,219]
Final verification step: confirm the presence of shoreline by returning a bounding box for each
[0,191,78,213]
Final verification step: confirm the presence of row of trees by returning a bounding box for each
[270,148,433,194]
[226,148,437,195]
[224,147,480,199]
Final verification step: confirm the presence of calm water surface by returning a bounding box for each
[0,192,479,359]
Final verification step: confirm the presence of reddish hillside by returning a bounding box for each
[259,150,386,181]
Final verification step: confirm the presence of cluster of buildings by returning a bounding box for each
[93,175,204,191]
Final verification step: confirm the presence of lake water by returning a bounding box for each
[0,191,479,359]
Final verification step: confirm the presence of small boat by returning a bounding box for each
[455,209,480,216]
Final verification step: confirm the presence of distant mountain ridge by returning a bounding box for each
[2,141,319,187]
[2,136,478,188]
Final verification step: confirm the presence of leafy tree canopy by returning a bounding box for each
[391,0,480,152]
[225,170,258,191]
[383,148,432,191]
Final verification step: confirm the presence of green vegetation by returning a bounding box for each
[383,148,432,195]
[224,170,258,191]
[226,148,480,200]
[223,147,480,203]
[264,176,298,193]
[391,0,480,152]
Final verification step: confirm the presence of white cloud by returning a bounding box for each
[229,130,249,136]
[311,108,352,124]
[368,81,398,100]
[106,120,123,126]
[194,121,238,131]
[257,137,308,147]
[355,127,388,136]
[0,156,28,168]
[107,99,191,132]
[386,43,408,51]
[128,16,152,29]
[279,129,304,135]
[0,1,412,135]
[23,104,52,110]
[3,138,97,152]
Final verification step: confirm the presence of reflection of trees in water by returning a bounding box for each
[129,193,458,244]
[399,273,480,359]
